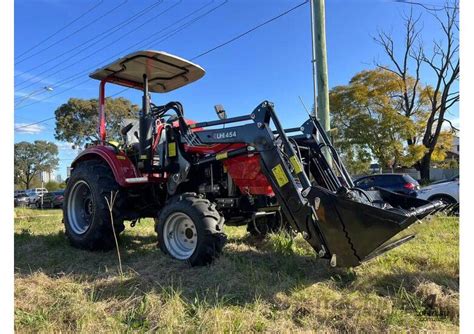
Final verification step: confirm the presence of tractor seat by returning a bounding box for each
[120,118,140,146]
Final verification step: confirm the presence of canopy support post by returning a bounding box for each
[98,80,107,143]
[139,74,150,171]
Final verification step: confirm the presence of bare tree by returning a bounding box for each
[375,10,424,123]
[375,1,459,181]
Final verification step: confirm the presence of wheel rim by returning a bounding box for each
[163,212,197,260]
[67,180,95,235]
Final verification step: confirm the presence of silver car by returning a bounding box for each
[25,188,49,207]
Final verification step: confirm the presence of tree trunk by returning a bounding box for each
[25,172,32,189]
[419,154,431,182]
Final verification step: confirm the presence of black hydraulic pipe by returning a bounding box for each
[192,115,251,129]
[308,116,354,188]
[195,146,251,165]
[139,74,149,164]
[272,127,301,134]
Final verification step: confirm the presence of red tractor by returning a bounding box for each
[63,50,443,267]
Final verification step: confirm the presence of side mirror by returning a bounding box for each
[214,104,227,120]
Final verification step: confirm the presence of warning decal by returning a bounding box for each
[216,152,228,160]
[289,155,303,174]
[272,164,289,187]
[168,142,176,157]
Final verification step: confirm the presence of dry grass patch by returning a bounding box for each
[14,209,459,333]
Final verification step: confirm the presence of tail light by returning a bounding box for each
[403,183,416,190]
[56,195,64,201]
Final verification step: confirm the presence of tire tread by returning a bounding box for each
[156,194,226,266]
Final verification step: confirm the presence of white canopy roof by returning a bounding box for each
[89,50,205,93]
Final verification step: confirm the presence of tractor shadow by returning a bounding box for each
[15,228,457,312]
[14,228,354,308]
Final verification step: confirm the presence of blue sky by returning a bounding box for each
[14,0,459,179]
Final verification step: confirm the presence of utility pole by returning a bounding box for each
[310,0,331,161]
[310,0,330,130]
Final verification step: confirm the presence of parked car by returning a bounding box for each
[431,174,459,185]
[417,178,459,215]
[25,188,48,207]
[353,173,420,196]
[14,191,29,207]
[40,190,65,209]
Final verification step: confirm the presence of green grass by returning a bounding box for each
[14,208,459,333]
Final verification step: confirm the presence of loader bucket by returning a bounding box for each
[305,186,445,267]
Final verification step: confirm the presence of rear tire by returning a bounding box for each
[63,160,125,251]
[156,193,226,266]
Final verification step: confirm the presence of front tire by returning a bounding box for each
[156,194,226,266]
[63,160,125,251]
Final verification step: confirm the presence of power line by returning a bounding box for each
[14,84,136,131]
[15,1,220,108]
[16,0,129,65]
[14,116,56,131]
[15,0,169,92]
[192,0,309,60]
[15,0,163,84]
[15,0,104,61]
[15,1,217,108]
[392,0,457,11]
[15,77,92,113]
[15,0,307,130]
[112,0,310,97]
[15,0,166,87]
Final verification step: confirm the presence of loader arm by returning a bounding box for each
[188,101,444,267]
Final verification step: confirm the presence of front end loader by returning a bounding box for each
[63,50,444,267]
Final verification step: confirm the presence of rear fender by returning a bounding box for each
[71,146,140,187]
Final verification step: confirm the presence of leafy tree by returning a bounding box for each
[14,141,59,189]
[374,2,459,180]
[435,158,458,169]
[331,136,372,175]
[45,180,66,191]
[330,69,453,171]
[54,97,139,148]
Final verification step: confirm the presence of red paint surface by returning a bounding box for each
[72,146,140,187]
[76,116,273,194]
[185,142,273,195]
[223,155,274,196]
